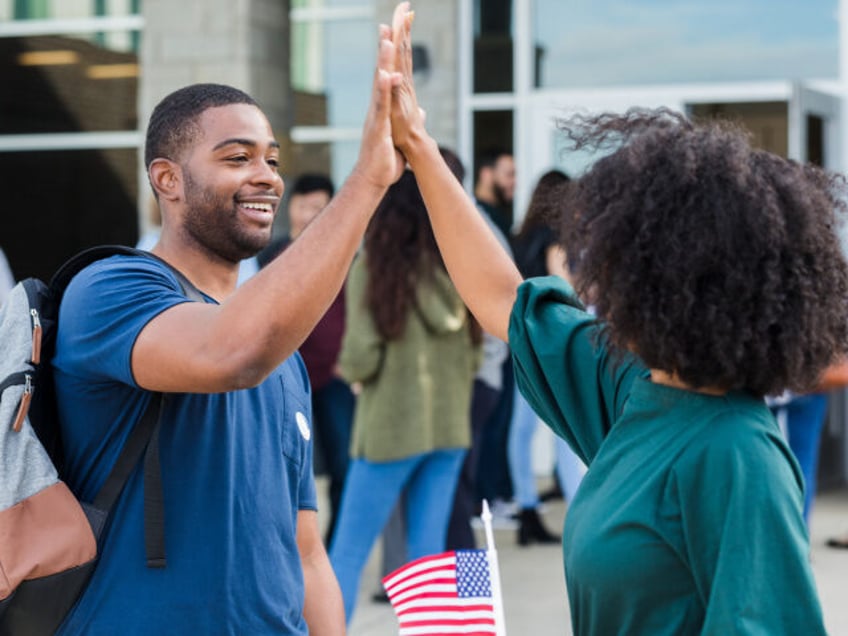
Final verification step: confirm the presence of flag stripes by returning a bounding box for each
[383,550,497,636]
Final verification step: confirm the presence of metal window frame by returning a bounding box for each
[0,14,145,153]
[0,14,144,38]
[288,3,374,147]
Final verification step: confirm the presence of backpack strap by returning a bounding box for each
[143,401,167,568]
[50,245,205,303]
[88,392,168,568]
[53,246,206,570]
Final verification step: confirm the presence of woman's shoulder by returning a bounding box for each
[674,395,798,482]
[509,276,591,347]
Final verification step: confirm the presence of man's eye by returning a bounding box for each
[228,156,248,163]
[268,158,280,168]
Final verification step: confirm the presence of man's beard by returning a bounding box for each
[493,182,512,208]
[182,170,271,263]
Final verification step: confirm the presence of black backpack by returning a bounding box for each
[0,246,203,636]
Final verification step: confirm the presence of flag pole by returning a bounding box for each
[481,499,508,636]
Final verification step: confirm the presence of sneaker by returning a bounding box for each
[488,499,519,529]
[490,498,518,517]
[468,499,521,529]
[490,515,518,530]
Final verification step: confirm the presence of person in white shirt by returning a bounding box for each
[0,247,15,307]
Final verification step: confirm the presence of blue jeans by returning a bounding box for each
[329,449,466,622]
[771,393,828,523]
[311,377,354,544]
[508,385,586,508]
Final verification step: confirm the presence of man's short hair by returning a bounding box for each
[289,174,335,198]
[475,147,512,180]
[145,83,258,169]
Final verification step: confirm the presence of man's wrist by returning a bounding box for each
[402,130,438,166]
[344,165,390,203]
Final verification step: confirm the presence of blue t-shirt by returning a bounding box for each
[53,255,317,636]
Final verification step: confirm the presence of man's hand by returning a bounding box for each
[351,19,405,190]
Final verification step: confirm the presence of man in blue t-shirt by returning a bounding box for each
[52,32,407,635]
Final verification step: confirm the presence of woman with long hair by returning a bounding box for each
[328,151,480,623]
[388,13,843,629]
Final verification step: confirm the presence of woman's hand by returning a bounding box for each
[388,2,428,157]
[351,19,406,191]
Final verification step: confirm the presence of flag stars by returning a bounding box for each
[457,550,493,598]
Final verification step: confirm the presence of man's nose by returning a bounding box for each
[251,159,282,189]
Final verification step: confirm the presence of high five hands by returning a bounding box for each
[387,2,427,159]
[353,10,408,191]
[355,2,429,189]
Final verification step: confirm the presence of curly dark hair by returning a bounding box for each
[145,83,258,170]
[556,108,848,396]
[364,149,481,344]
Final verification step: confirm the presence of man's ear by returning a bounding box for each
[149,158,182,202]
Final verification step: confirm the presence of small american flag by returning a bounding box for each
[382,549,497,635]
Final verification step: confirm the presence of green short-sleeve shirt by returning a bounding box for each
[509,276,826,635]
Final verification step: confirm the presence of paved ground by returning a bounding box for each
[329,483,848,635]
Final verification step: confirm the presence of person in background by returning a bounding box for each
[388,10,841,630]
[373,148,478,603]
[473,149,518,515]
[329,150,481,624]
[0,247,15,307]
[803,359,848,550]
[257,174,354,546]
[257,174,335,265]
[446,150,517,546]
[508,168,586,546]
[768,392,829,526]
[474,148,515,238]
[447,217,513,546]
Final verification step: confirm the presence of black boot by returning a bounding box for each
[517,507,560,546]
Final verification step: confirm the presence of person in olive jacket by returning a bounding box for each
[329,151,481,624]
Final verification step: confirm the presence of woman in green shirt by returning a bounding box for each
[384,9,848,632]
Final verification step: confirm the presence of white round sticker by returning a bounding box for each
[295,411,311,441]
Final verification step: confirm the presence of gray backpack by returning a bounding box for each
[0,246,202,636]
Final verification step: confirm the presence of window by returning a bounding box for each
[0,0,142,280]
[289,1,374,187]
[532,0,839,88]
